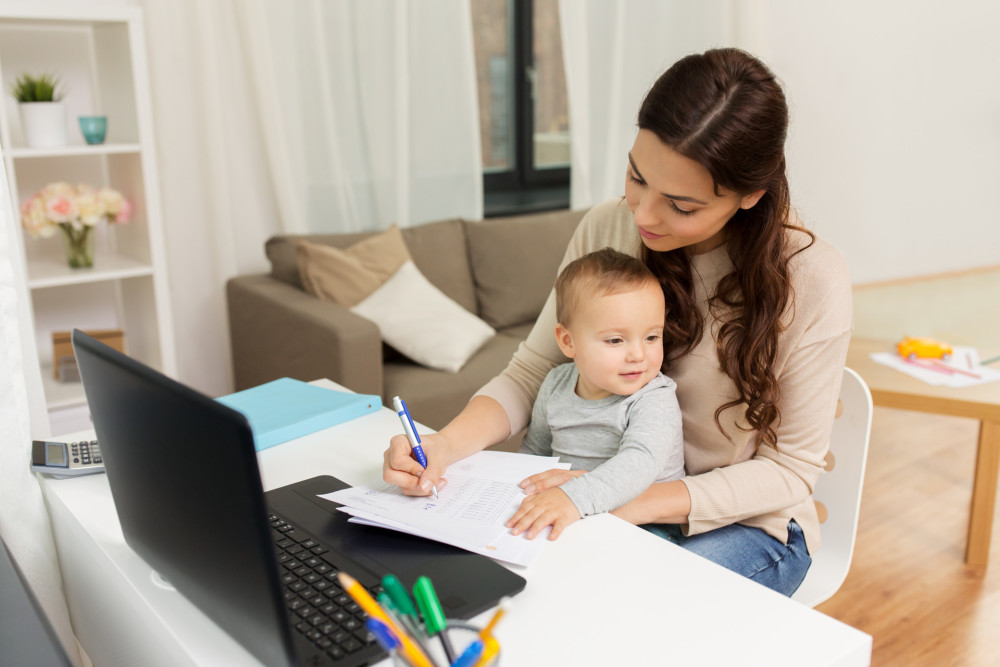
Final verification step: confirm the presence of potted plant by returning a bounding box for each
[9,72,67,148]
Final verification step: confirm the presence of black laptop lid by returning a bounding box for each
[72,330,296,667]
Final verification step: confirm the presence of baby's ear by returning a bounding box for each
[555,323,576,358]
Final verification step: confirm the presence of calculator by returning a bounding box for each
[31,440,105,478]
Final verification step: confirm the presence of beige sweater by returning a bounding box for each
[477,198,853,552]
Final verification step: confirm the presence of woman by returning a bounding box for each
[383,48,852,596]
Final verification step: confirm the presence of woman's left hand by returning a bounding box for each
[519,468,586,495]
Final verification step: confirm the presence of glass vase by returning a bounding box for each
[60,224,95,269]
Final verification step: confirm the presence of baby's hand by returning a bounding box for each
[519,468,587,495]
[506,488,581,540]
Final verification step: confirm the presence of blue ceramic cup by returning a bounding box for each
[78,116,107,144]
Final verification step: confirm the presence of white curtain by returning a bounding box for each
[238,0,483,232]
[141,0,483,397]
[0,151,81,661]
[138,0,281,397]
[558,0,737,209]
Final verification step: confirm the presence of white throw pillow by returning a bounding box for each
[350,261,496,373]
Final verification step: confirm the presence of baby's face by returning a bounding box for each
[559,281,665,400]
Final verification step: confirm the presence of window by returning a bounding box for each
[472,0,570,217]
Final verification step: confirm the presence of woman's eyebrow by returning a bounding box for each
[628,152,708,206]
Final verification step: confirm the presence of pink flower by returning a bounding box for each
[114,198,132,224]
[44,195,77,223]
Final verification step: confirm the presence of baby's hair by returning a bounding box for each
[555,248,659,328]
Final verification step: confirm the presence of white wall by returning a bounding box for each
[11,0,1000,401]
[740,0,1000,284]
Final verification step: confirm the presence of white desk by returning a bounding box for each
[43,380,871,667]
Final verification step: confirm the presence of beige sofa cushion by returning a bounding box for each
[400,219,478,314]
[265,218,477,314]
[295,225,411,307]
[465,209,586,329]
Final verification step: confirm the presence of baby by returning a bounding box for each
[507,247,685,539]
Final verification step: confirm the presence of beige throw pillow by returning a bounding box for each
[295,225,411,307]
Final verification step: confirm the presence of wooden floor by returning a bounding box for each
[816,407,1000,666]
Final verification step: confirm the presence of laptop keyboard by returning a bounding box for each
[268,513,384,664]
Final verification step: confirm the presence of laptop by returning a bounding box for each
[72,329,525,667]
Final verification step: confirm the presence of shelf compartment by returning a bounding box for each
[0,19,140,149]
[31,275,163,410]
[16,151,153,276]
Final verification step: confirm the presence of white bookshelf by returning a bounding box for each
[0,3,175,426]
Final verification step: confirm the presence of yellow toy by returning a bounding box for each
[897,336,953,361]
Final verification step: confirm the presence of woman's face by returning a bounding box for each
[624,129,763,255]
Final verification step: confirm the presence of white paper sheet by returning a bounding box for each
[320,450,570,565]
[341,507,545,567]
[871,346,1000,387]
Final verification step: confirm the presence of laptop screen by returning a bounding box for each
[73,329,296,666]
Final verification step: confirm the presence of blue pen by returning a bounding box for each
[450,638,484,667]
[365,617,401,658]
[393,396,439,498]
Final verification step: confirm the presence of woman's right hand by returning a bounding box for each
[382,431,451,496]
[382,395,515,496]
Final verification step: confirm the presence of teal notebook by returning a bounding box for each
[216,378,381,451]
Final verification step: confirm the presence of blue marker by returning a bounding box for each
[450,638,484,667]
[393,396,439,498]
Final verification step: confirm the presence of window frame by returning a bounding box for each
[483,0,570,217]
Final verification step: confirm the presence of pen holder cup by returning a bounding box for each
[389,620,499,667]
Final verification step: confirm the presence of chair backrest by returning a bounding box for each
[792,367,873,607]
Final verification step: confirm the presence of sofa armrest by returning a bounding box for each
[226,274,383,396]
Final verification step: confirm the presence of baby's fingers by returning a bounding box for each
[520,468,585,494]
[506,501,546,539]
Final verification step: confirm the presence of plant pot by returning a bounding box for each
[19,101,67,148]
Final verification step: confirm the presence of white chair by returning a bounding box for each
[792,367,873,608]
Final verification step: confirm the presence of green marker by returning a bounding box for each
[382,574,418,616]
[381,574,421,637]
[376,591,398,614]
[412,576,456,663]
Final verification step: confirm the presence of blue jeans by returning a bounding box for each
[642,520,811,597]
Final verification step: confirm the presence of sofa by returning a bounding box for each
[226,208,587,441]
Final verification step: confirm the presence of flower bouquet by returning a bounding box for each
[20,182,132,268]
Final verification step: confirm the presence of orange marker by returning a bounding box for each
[478,596,510,640]
[337,572,435,667]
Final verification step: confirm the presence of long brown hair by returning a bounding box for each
[637,48,813,450]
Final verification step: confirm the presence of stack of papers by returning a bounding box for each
[871,346,1000,388]
[321,450,570,567]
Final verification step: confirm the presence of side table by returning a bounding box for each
[847,337,1000,567]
